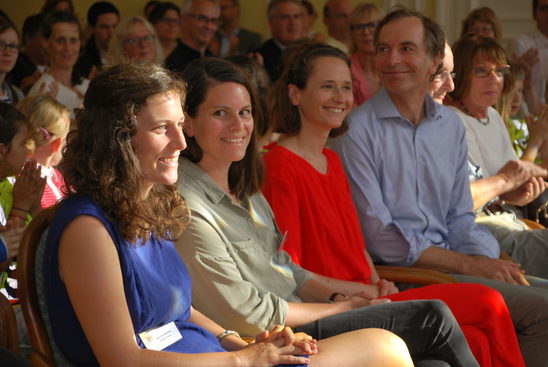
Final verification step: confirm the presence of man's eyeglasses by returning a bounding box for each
[0,41,20,53]
[124,34,156,45]
[472,64,510,78]
[433,70,456,82]
[186,14,219,25]
[350,21,378,32]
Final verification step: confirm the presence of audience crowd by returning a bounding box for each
[1,0,548,366]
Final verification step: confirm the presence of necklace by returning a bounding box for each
[458,100,490,125]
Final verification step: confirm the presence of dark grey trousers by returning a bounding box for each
[294,299,478,367]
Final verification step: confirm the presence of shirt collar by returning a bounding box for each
[372,87,443,123]
[180,157,228,205]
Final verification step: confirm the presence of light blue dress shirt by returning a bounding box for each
[331,88,500,266]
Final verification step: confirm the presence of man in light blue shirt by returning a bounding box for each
[332,8,548,366]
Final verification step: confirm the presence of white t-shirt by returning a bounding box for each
[28,73,89,116]
[449,106,517,177]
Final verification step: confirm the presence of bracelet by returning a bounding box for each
[10,207,28,214]
[217,330,241,341]
[328,292,348,303]
[9,213,26,221]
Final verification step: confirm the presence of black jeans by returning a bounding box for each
[294,299,478,367]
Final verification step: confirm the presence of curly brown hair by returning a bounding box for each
[60,61,189,243]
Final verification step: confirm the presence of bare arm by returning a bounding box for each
[59,216,243,367]
[470,159,548,210]
[414,246,528,285]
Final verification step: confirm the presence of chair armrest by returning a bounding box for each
[520,218,545,230]
[375,265,457,284]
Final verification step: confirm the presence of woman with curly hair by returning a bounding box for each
[42,60,348,367]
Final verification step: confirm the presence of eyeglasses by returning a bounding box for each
[433,70,456,81]
[185,14,219,25]
[350,21,378,32]
[472,64,510,78]
[124,34,156,46]
[159,17,180,25]
[0,41,20,53]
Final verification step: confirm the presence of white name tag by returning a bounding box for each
[138,322,183,351]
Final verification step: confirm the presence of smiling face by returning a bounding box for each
[47,22,80,69]
[183,0,220,49]
[0,28,19,75]
[131,91,187,192]
[429,44,455,103]
[375,16,439,98]
[123,22,156,62]
[185,82,253,171]
[289,56,352,132]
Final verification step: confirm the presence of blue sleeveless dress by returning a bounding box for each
[42,196,224,365]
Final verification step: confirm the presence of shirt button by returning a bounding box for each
[247,217,253,223]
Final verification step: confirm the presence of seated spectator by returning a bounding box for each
[0,17,24,105]
[41,60,413,367]
[427,42,454,104]
[448,35,526,175]
[106,16,164,65]
[212,0,262,57]
[165,0,218,73]
[174,57,479,366]
[75,1,120,79]
[509,0,548,113]
[262,42,525,366]
[8,13,48,94]
[331,8,548,367]
[0,103,45,295]
[460,7,501,42]
[322,0,352,53]
[28,12,89,115]
[148,2,181,60]
[17,95,69,209]
[255,0,305,82]
[348,3,383,106]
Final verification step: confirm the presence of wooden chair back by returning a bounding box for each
[18,207,56,367]
[0,291,19,353]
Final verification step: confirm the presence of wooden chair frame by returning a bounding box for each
[18,207,56,367]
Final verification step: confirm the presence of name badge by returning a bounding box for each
[138,322,182,351]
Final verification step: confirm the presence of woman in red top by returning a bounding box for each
[262,42,524,367]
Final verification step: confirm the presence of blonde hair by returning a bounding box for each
[349,3,384,53]
[106,16,164,65]
[17,95,70,147]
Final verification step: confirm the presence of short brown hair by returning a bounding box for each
[374,7,445,62]
[269,41,350,138]
[181,57,263,197]
[450,34,508,101]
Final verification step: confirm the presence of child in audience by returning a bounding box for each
[17,95,70,209]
